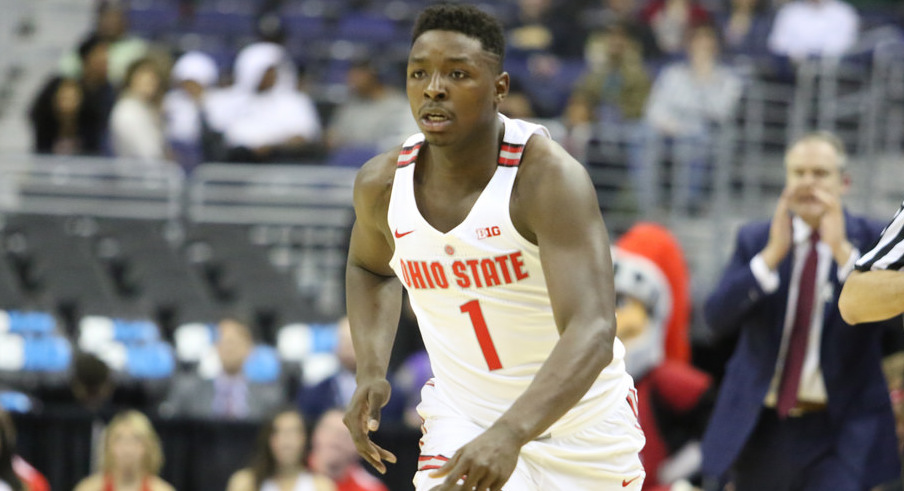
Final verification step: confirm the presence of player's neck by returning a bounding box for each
[424,118,504,179]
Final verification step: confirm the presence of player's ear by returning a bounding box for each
[494,72,510,104]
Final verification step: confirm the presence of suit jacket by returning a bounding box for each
[297,370,404,425]
[701,212,900,486]
[162,374,284,421]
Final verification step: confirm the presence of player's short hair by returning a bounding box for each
[411,4,505,71]
[789,130,848,170]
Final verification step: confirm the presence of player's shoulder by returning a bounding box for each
[517,132,591,193]
[353,146,401,206]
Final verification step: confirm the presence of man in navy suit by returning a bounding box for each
[701,132,900,490]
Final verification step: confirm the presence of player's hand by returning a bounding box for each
[430,424,521,491]
[761,187,794,270]
[813,187,852,264]
[343,378,397,474]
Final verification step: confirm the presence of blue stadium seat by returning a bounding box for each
[128,3,182,37]
[23,336,72,372]
[243,345,281,383]
[127,342,176,379]
[0,310,55,335]
[189,10,257,37]
[0,391,34,413]
[336,13,402,44]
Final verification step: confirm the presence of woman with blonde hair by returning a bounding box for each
[227,408,335,491]
[74,410,174,491]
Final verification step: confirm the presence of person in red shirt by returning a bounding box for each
[310,410,387,491]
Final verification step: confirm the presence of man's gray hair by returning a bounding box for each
[788,131,848,169]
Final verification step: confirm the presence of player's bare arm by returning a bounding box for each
[431,136,618,491]
[839,270,904,324]
[344,149,403,474]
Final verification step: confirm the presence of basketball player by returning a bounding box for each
[343,4,644,491]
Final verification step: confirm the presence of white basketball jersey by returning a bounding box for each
[388,114,631,435]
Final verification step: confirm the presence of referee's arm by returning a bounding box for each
[839,201,904,324]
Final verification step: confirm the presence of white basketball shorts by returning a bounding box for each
[412,382,646,491]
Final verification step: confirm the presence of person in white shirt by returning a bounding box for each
[110,58,168,162]
[633,23,743,214]
[768,0,859,60]
[162,51,219,171]
[205,43,322,163]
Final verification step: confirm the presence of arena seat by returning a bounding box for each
[0,310,55,336]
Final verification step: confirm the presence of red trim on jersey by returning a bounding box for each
[418,455,450,461]
[419,465,443,471]
[497,143,524,167]
[397,143,423,167]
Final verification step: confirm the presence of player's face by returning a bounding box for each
[784,140,848,224]
[407,30,508,146]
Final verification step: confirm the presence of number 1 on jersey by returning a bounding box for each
[460,300,503,371]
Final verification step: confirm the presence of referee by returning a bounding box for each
[840,200,904,324]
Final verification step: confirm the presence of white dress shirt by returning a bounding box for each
[768,0,859,59]
[750,216,859,405]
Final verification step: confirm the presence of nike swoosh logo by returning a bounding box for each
[622,476,640,487]
[394,229,414,238]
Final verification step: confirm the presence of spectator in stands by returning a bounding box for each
[60,0,149,86]
[640,0,712,58]
[565,22,651,128]
[28,78,85,155]
[296,318,356,425]
[632,23,742,213]
[297,318,402,426]
[325,59,417,163]
[34,352,122,473]
[390,351,433,429]
[161,317,284,421]
[767,0,859,61]
[582,0,642,29]
[308,409,386,491]
[716,0,773,60]
[110,57,169,161]
[30,35,115,156]
[226,408,335,491]
[73,410,175,491]
[581,0,662,58]
[163,51,220,171]
[506,0,587,58]
[205,42,322,163]
[0,409,50,491]
[497,77,536,121]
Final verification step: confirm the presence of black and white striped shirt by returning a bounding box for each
[855,200,904,271]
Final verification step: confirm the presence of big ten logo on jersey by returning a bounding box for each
[398,251,529,291]
[476,226,501,240]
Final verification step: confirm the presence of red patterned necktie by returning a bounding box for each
[776,231,820,418]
